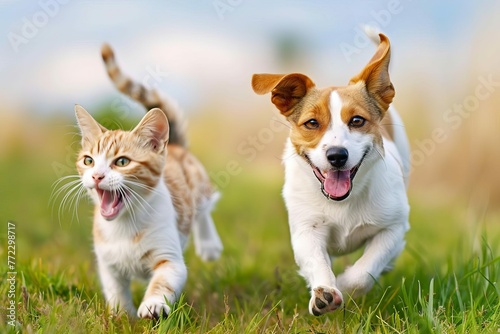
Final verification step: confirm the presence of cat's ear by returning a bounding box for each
[133,108,170,152]
[75,105,107,145]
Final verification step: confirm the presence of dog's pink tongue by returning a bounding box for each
[324,170,351,198]
[100,190,119,218]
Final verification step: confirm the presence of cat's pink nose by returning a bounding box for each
[92,173,105,184]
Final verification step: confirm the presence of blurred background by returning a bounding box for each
[1,0,499,266]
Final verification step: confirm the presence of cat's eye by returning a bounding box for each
[83,156,94,166]
[115,157,130,167]
[349,116,366,128]
[304,119,320,130]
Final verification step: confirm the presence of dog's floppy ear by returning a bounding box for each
[252,73,315,116]
[349,33,394,112]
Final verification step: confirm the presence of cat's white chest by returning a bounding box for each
[93,197,183,278]
[97,237,149,279]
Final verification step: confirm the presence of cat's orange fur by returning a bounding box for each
[72,44,222,319]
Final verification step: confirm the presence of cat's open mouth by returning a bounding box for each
[96,188,125,221]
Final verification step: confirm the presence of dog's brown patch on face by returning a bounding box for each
[335,84,385,148]
[288,88,334,154]
[284,79,395,157]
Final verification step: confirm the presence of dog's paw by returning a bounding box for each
[309,286,343,316]
[137,296,170,320]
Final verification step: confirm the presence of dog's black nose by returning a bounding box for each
[326,147,348,168]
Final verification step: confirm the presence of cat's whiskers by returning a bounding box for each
[50,175,81,203]
[50,175,87,224]
[123,179,163,208]
[117,186,140,232]
[71,185,88,223]
[122,182,157,217]
[124,177,162,196]
[65,184,85,222]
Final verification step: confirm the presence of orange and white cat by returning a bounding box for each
[73,44,223,319]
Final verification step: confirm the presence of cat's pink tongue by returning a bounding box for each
[99,190,122,220]
[323,170,351,199]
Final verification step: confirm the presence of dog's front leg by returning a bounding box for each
[291,224,343,316]
[337,224,407,297]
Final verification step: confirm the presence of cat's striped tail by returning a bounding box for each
[101,43,187,147]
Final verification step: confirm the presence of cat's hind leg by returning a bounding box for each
[193,192,223,261]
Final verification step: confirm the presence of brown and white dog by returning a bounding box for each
[251,31,410,316]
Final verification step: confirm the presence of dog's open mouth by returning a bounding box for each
[309,152,368,201]
[96,188,125,220]
[312,165,360,201]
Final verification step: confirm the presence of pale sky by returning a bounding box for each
[0,0,494,116]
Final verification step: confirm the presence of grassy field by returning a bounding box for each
[0,110,499,333]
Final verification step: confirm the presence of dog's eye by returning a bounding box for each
[349,116,366,128]
[304,119,320,129]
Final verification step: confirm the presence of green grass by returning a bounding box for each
[0,113,499,333]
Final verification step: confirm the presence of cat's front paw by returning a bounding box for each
[137,296,170,319]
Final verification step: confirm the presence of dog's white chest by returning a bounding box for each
[283,139,409,255]
[324,216,381,255]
